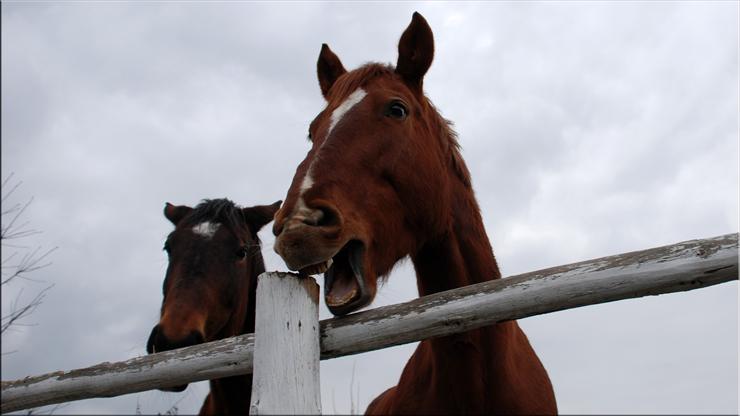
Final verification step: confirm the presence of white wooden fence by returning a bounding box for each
[1,233,737,414]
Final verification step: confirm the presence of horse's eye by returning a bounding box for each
[386,101,408,120]
[163,242,171,254]
[236,247,248,260]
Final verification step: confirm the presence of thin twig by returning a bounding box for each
[1,284,54,334]
[1,246,58,286]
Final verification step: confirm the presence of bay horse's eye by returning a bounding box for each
[236,247,248,260]
[386,101,408,120]
[163,242,171,254]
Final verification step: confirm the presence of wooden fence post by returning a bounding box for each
[249,272,321,415]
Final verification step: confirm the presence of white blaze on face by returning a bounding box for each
[299,174,314,193]
[294,88,367,217]
[293,174,315,218]
[192,221,220,239]
[327,88,367,138]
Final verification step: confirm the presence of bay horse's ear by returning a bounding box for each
[242,200,282,233]
[164,203,192,225]
[396,12,434,91]
[317,44,347,98]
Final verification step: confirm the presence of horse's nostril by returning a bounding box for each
[147,325,161,354]
[303,206,340,228]
[318,207,340,227]
[190,331,204,345]
[148,326,204,354]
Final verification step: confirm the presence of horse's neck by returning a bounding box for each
[412,182,501,296]
[405,175,521,410]
[409,177,515,355]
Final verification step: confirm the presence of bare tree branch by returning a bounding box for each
[1,173,57,339]
[2,285,53,334]
[2,246,58,286]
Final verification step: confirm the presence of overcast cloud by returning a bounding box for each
[1,2,738,414]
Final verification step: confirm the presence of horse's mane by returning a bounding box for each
[332,63,471,188]
[425,100,472,188]
[182,198,254,239]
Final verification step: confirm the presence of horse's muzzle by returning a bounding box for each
[274,218,344,271]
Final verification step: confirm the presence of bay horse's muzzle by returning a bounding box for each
[273,205,344,271]
[146,324,205,392]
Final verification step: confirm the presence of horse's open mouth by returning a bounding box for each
[299,240,370,316]
[325,240,370,315]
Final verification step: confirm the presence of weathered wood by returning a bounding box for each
[320,233,738,359]
[0,333,254,413]
[249,272,321,415]
[2,233,737,413]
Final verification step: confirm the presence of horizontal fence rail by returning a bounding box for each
[1,334,256,413]
[2,233,737,413]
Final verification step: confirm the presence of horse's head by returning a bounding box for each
[147,198,280,391]
[274,13,468,316]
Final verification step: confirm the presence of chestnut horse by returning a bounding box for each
[147,198,280,415]
[273,13,557,414]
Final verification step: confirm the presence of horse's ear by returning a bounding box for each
[317,44,347,98]
[396,12,434,91]
[242,200,282,233]
[164,203,192,225]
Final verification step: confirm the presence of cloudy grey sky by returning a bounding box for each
[1,2,738,414]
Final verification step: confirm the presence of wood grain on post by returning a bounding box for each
[249,272,321,415]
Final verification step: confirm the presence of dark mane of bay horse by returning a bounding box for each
[147,197,280,415]
[182,199,266,255]
[184,198,250,228]
[273,12,557,415]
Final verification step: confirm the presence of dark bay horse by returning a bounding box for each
[147,198,280,415]
[273,13,557,414]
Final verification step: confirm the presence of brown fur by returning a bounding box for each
[273,13,557,414]
[147,199,280,415]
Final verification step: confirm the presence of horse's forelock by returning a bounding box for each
[182,199,251,237]
[328,63,395,102]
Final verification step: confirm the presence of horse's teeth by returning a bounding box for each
[315,261,329,274]
[302,259,332,275]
